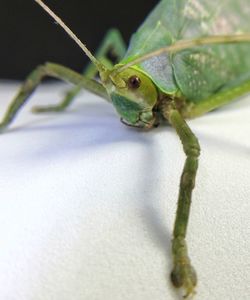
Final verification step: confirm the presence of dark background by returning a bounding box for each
[1,0,158,79]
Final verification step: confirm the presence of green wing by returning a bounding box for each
[173,0,250,102]
[122,0,250,101]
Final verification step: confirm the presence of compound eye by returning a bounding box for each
[128,75,141,89]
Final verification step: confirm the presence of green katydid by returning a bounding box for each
[1,0,250,298]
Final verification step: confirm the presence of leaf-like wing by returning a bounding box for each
[122,0,250,100]
[173,0,250,101]
[173,43,250,101]
[122,0,186,93]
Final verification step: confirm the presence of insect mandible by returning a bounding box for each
[1,0,250,298]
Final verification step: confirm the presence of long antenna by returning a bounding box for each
[34,0,106,72]
[114,34,250,74]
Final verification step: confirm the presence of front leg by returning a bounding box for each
[167,109,200,298]
[33,29,126,113]
[0,62,109,131]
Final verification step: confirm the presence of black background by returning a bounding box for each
[1,0,158,79]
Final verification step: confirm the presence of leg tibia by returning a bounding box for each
[166,109,200,298]
[0,63,108,131]
[32,85,82,113]
[0,65,46,130]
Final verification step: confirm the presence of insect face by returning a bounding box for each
[106,67,158,128]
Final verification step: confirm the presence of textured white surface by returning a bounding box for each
[0,82,250,300]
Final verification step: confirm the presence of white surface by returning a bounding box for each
[0,82,250,300]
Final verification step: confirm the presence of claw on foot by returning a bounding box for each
[171,261,197,298]
[171,237,197,298]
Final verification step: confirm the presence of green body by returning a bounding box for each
[1,0,250,298]
[105,0,250,127]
